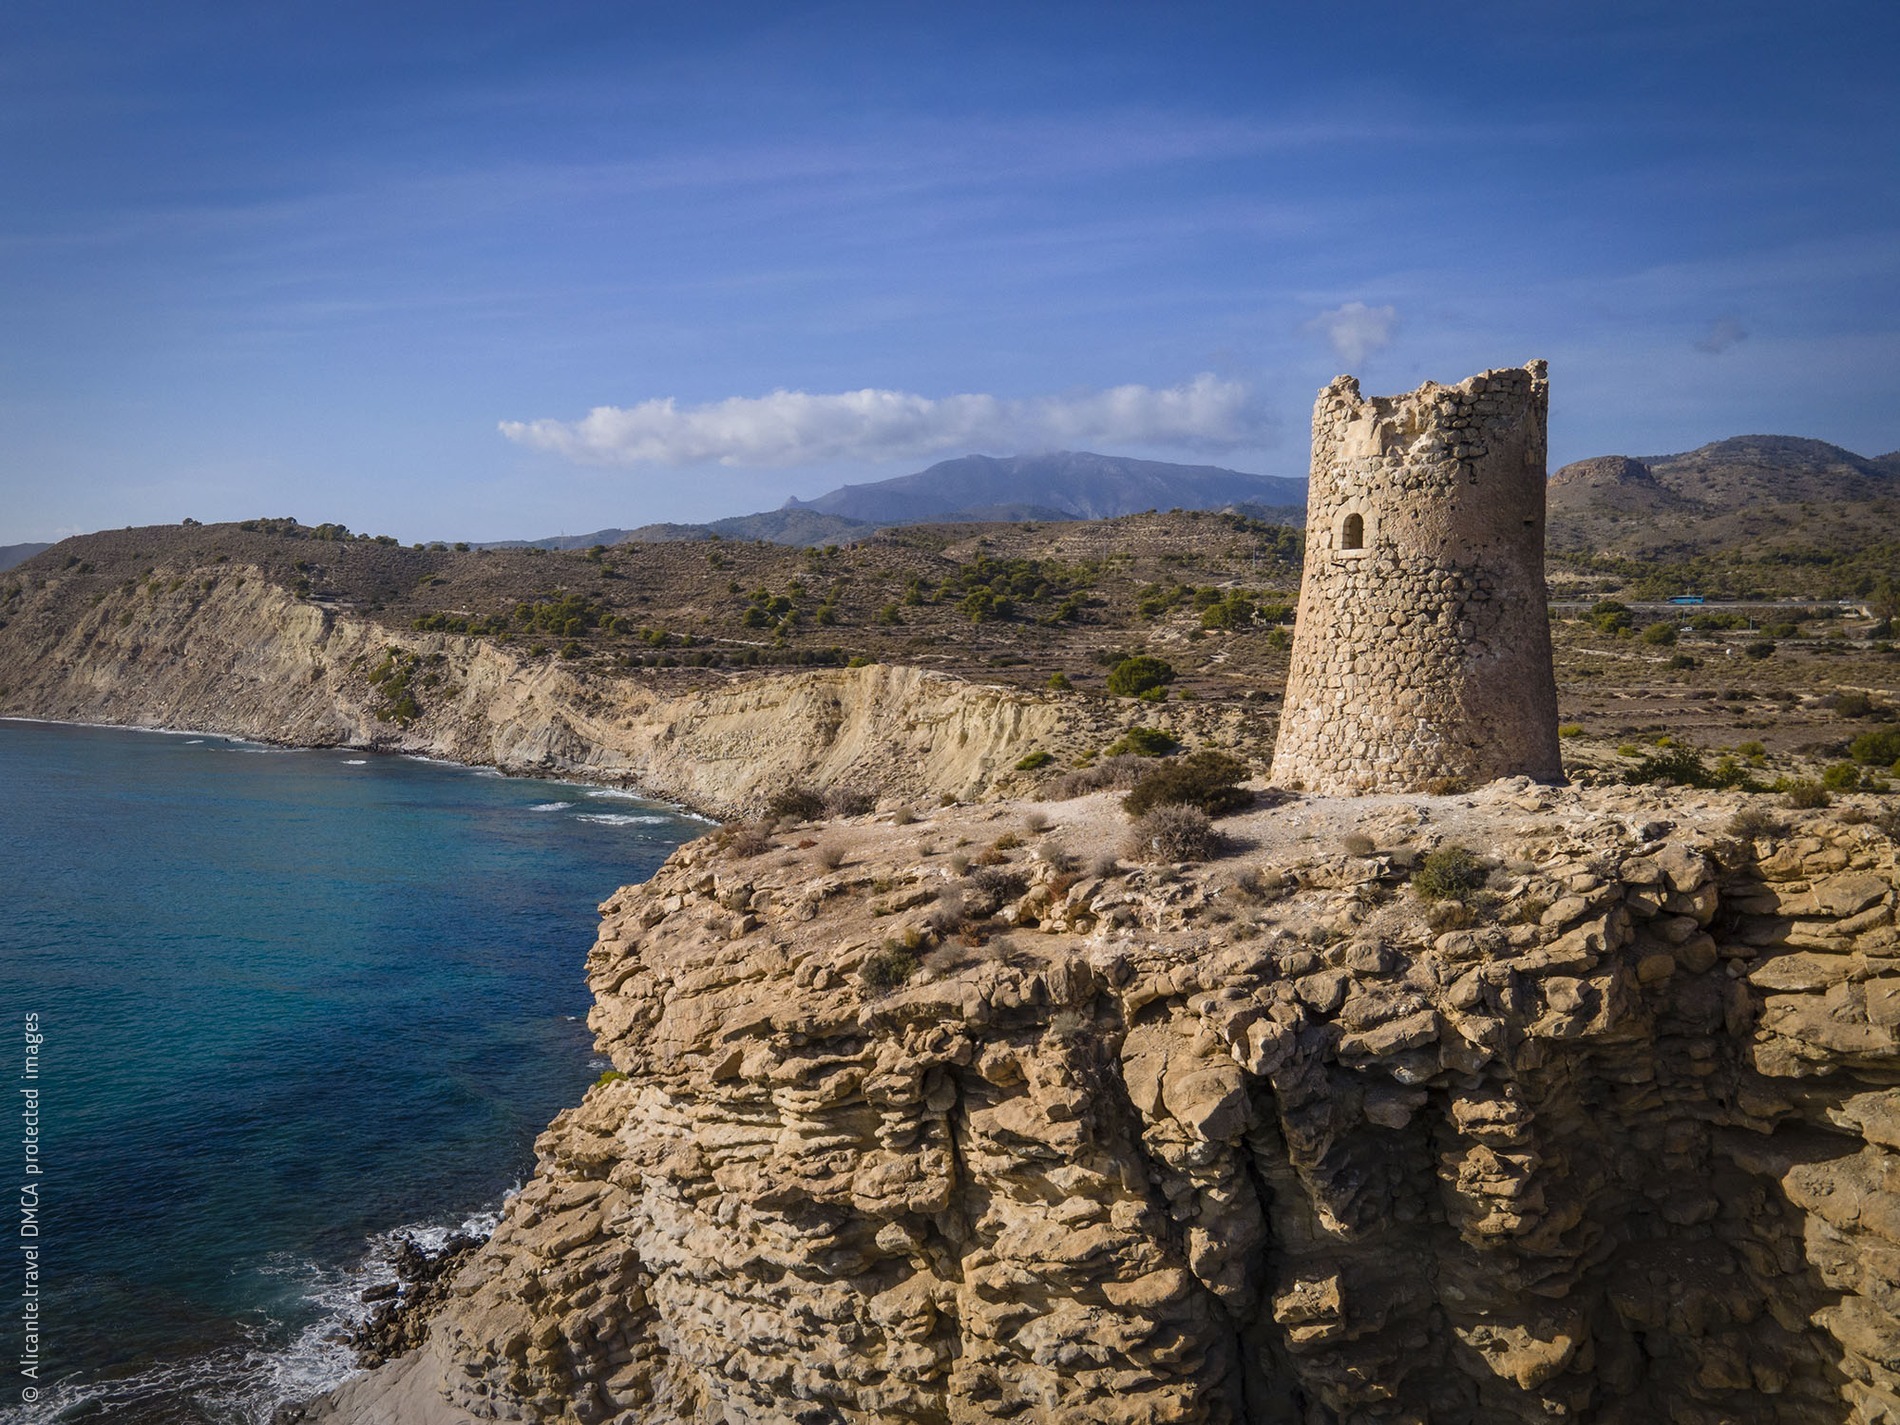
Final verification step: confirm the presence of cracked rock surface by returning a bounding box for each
[303,779,1900,1424]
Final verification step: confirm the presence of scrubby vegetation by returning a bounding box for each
[1121,751,1251,818]
[1411,846,1487,904]
[1126,805,1220,862]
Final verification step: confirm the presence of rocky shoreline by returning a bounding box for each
[293,775,1900,1423]
[0,560,1264,821]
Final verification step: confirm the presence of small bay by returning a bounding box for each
[0,720,703,1423]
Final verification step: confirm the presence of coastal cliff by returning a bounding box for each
[0,561,1250,818]
[304,778,1900,1423]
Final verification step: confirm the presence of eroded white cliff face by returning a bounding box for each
[0,564,1179,817]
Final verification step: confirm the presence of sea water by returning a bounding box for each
[0,720,705,1423]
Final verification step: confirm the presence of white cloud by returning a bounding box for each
[1303,301,1400,366]
[1694,316,1747,354]
[499,374,1267,468]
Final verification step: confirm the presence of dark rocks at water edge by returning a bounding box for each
[352,1232,486,1367]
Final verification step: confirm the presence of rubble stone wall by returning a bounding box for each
[1273,363,1562,794]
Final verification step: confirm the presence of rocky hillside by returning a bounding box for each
[1547,436,1900,596]
[0,549,1279,817]
[303,777,1900,1424]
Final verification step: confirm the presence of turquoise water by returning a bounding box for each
[0,720,703,1423]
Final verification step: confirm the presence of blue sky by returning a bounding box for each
[4,1,1897,543]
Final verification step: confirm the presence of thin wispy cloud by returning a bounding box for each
[1303,301,1399,366]
[500,374,1267,469]
[1695,316,1747,354]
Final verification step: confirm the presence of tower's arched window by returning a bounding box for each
[1341,512,1365,551]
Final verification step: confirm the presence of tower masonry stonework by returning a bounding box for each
[1271,361,1562,794]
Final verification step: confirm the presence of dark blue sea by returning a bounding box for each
[0,720,704,1423]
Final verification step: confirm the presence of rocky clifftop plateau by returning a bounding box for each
[305,777,1900,1424]
[0,562,1249,817]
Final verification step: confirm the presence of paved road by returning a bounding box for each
[1550,600,1871,616]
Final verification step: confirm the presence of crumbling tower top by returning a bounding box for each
[1270,361,1561,795]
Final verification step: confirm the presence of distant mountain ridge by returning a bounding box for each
[0,543,52,572]
[491,451,1307,549]
[1547,434,1900,570]
[783,451,1306,525]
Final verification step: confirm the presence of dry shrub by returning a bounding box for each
[1783,780,1832,810]
[726,822,773,858]
[814,840,847,870]
[1022,809,1050,834]
[963,866,1028,917]
[767,786,827,822]
[1044,755,1150,801]
[1340,832,1376,856]
[890,806,917,826]
[1422,776,1468,796]
[1126,804,1221,863]
[1231,865,1292,903]
[925,888,967,936]
[1090,853,1121,879]
[825,786,876,817]
[1727,805,1785,841]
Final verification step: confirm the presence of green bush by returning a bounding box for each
[859,944,919,995]
[1122,751,1251,818]
[1743,641,1776,660]
[1557,723,1585,738]
[1106,655,1176,698]
[1641,622,1678,645]
[1590,600,1632,634]
[1822,762,1864,791]
[1046,671,1072,691]
[1412,846,1486,904]
[1014,750,1054,772]
[1104,726,1178,758]
[1624,746,1758,791]
[1850,728,1900,766]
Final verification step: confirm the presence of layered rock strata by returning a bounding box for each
[308,781,1900,1424]
[0,563,1244,817]
[1274,364,1562,795]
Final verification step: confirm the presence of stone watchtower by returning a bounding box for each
[1271,362,1561,795]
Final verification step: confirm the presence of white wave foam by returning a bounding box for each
[342,759,368,766]
[574,812,671,826]
[528,801,571,812]
[583,786,655,802]
[18,1205,504,1424]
